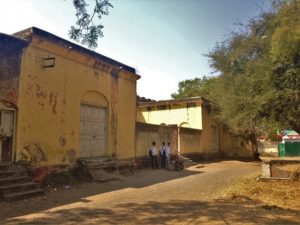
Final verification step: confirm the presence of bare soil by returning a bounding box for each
[0,160,299,224]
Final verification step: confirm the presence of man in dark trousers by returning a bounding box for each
[159,142,166,168]
[149,141,159,169]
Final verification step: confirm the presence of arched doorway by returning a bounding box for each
[177,122,191,154]
[80,91,108,158]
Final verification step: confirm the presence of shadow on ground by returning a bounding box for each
[5,199,300,225]
[0,168,203,220]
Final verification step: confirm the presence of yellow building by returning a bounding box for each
[0,27,140,166]
[137,97,203,129]
[136,97,254,158]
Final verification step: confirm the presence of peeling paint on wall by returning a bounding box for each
[5,28,138,165]
[110,68,119,157]
[59,136,66,147]
[0,79,19,106]
[49,92,54,105]
[52,94,57,114]
[36,84,47,99]
[0,34,28,106]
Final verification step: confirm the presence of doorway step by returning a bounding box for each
[0,162,43,201]
[77,157,136,182]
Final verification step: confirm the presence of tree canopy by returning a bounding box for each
[171,76,217,101]
[69,0,113,49]
[172,0,300,140]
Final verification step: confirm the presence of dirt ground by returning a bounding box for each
[222,175,300,210]
[0,160,299,225]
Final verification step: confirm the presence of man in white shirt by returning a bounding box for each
[159,142,166,168]
[165,142,171,170]
[149,141,158,169]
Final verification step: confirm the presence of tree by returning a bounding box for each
[265,0,300,132]
[207,0,300,141]
[173,0,300,145]
[171,76,218,101]
[69,0,113,49]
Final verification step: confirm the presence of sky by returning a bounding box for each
[0,0,271,100]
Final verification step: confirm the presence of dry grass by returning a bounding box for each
[221,174,300,210]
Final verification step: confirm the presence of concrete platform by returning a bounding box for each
[260,157,300,180]
[260,157,300,162]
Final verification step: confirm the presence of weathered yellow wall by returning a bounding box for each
[15,36,138,165]
[180,128,202,154]
[137,101,253,159]
[137,102,217,156]
[220,127,254,158]
[116,73,137,159]
[135,123,178,158]
[81,91,108,107]
[137,104,202,129]
[137,103,252,159]
[200,105,220,154]
[136,122,202,157]
[201,105,253,158]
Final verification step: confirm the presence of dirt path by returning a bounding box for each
[1,160,299,224]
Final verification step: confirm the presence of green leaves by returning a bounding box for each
[69,0,113,49]
[174,0,300,140]
[271,0,300,65]
[171,76,217,101]
[207,0,300,137]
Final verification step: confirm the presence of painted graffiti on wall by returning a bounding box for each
[20,143,47,165]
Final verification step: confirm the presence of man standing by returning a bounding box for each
[159,142,166,169]
[165,142,171,170]
[149,141,159,170]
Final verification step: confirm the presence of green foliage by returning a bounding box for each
[173,0,300,141]
[171,76,217,101]
[267,0,300,131]
[207,0,300,138]
[69,0,113,49]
